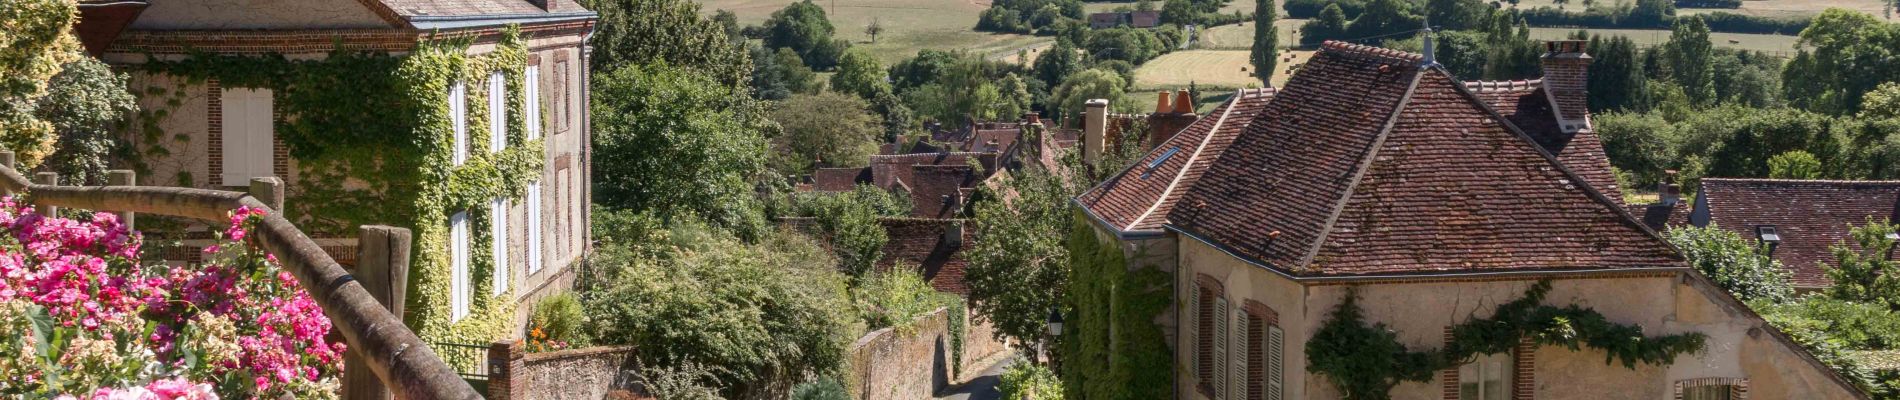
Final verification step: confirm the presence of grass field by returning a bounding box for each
[1524,27,1804,54]
[1132,49,1312,90]
[697,0,1054,65]
[1083,0,1257,14]
[1196,18,1306,48]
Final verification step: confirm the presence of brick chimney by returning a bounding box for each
[528,0,557,11]
[1541,40,1592,133]
[1084,98,1109,168]
[1147,89,1199,149]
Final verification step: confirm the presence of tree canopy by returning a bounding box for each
[583,0,750,88]
[0,0,81,169]
[591,63,773,237]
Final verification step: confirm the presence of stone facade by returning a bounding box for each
[846,307,1010,400]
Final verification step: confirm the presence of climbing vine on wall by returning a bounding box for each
[1059,212,1174,400]
[1306,280,1708,400]
[136,27,545,344]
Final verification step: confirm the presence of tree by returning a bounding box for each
[581,212,857,399]
[1342,0,1422,42]
[712,9,745,45]
[1048,69,1127,126]
[592,64,772,237]
[1586,35,1650,112]
[0,0,81,169]
[37,57,135,185]
[584,0,750,88]
[1787,9,1900,114]
[751,46,821,100]
[1767,150,1823,179]
[1032,41,1082,89]
[1426,0,1490,31]
[800,186,889,278]
[1664,224,1795,303]
[763,0,848,69]
[1300,4,1351,45]
[1860,82,1900,120]
[770,92,881,174]
[869,90,913,142]
[1826,219,1900,310]
[1161,0,1199,25]
[1250,0,1279,87]
[1665,16,1716,104]
[966,161,1077,349]
[865,18,885,43]
[828,49,889,99]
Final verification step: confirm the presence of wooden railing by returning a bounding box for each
[0,152,480,400]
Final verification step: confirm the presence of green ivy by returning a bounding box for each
[136,28,546,345]
[1307,280,1708,400]
[1059,212,1173,400]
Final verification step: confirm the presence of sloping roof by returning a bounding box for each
[875,218,973,294]
[1696,178,1900,288]
[812,168,871,191]
[1466,80,1624,201]
[1159,41,1680,276]
[1076,87,1277,235]
[909,165,979,218]
[1626,202,1690,232]
[379,0,585,19]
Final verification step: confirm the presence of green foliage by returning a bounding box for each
[1586,34,1650,112]
[581,216,859,398]
[1754,296,1900,351]
[998,362,1065,400]
[1664,224,1795,302]
[1308,282,1706,399]
[1032,41,1081,91]
[583,0,750,88]
[1250,0,1278,87]
[0,0,80,170]
[1084,27,1170,65]
[1862,82,1900,120]
[1299,4,1351,46]
[37,57,136,185]
[751,46,821,101]
[1755,299,1900,397]
[1786,9,1900,115]
[774,184,900,276]
[1048,69,1126,128]
[592,63,773,238]
[529,293,592,350]
[854,267,958,333]
[1059,213,1172,400]
[829,49,889,100]
[791,378,849,400]
[1768,150,1823,179]
[1593,105,1884,190]
[976,0,1083,34]
[967,161,1078,347]
[1665,16,1716,104]
[770,92,881,174]
[634,361,726,400]
[1826,219,1900,310]
[762,0,849,70]
[889,49,1032,125]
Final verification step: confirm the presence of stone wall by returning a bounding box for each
[489,341,641,400]
[847,307,1012,400]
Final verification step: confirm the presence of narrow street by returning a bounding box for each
[937,356,1017,400]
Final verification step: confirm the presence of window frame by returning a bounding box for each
[449,211,471,322]
[1458,352,1512,400]
[219,87,275,185]
[451,81,468,166]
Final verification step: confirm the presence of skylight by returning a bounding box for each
[1147,147,1180,169]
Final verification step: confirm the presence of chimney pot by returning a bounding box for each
[1155,91,1172,114]
[1023,112,1041,125]
[1540,40,1592,132]
[1172,90,1194,114]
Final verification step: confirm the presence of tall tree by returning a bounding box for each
[584,0,750,88]
[750,46,820,100]
[37,58,136,185]
[1666,16,1716,105]
[769,92,881,174]
[1048,69,1127,125]
[0,0,81,169]
[763,0,849,69]
[592,64,774,237]
[1300,4,1351,45]
[1250,0,1279,87]
[1788,9,1900,115]
[1586,34,1649,112]
[829,49,889,99]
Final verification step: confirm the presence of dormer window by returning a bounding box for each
[1757,225,1781,256]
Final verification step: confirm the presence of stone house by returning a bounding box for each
[1072,40,1865,399]
[84,0,596,342]
[1683,178,1900,290]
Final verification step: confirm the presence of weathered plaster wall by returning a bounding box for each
[508,31,590,338]
[129,0,392,30]
[519,346,638,400]
[1173,237,1862,400]
[120,73,211,190]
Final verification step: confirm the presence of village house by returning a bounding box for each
[1073,39,1865,399]
[81,0,596,343]
[1683,178,1900,290]
[1088,11,1161,29]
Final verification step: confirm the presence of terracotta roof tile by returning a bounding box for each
[1151,41,1681,276]
[909,165,978,218]
[874,218,972,294]
[1696,178,1900,288]
[1466,80,1623,202]
[378,0,585,18]
[1076,88,1277,233]
[812,167,871,191]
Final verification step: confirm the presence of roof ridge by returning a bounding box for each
[1703,177,1900,185]
[1293,66,1428,272]
[1320,40,1424,64]
[1464,78,1544,93]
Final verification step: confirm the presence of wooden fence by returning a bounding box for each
[0,151,480,400]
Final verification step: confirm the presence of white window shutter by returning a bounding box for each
[1189,281,1202,381]
[451,81,468,165]
[490,198,508,297]
[1214,297,1229,400]
[450,211,470,321]
[1266,325,1284,400]
[220,88,274,185]
[526,181,543,274]
[489,72,506,152]
[1230,312,1249,400]
[525,65,541,139]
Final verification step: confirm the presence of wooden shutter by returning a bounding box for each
[489,72,507,152]
[219,88,274,185]
[1229,311,1248,400]
[1189,281,1202,382]
[525,65,541,138]
[490,197,508,297]
[451,82,468,165]
[1214,297,1229,400]
[450,211,470,321]
[526,181,543,274]
[1266,325,1284,400]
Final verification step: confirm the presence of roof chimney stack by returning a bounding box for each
[1657,181,1681,206]
[528,0,556,11]
[1172,89,1193,114]
[1155,91,1172,114]
[1084,99,1109,168]
[1541,40,1592,133]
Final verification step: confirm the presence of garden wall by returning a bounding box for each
[487,341,643,400]
[846,306,1011,400]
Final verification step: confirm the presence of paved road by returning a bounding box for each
[937,355,1018,400]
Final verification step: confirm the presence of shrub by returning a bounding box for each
[529,293,590,351]
[1664,224,1796,302]
[1753,296,1900,350]
[855,267,956,332]
[997,362,1064,400]
[791,378,849,400]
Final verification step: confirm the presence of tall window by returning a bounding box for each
[450,81,468,166]
[488,71,507,150]
[219,88,274,184]
[525,65,541,139]
[449,211,470,322]
[1192,282,1215,387]
[1459,352,1511,400]
[526,181,543,274]
[1245,311,1285,400]
[487,72,509,297]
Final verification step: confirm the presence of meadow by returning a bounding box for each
[698,0,1054,65]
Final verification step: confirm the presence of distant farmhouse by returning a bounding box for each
[80,0,596,344]
[1089,11,1161,28]
[1073,40,1866,399]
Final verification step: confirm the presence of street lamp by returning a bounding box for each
[1046,308,1065,336]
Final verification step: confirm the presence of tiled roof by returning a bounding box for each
[909,165,979,218]
[1466,80,1624,201]
[875,218,973,294]
[378,0,587,18]
[1076,87,1277,234]
[812,168,871,191]
[1696,178,1900,288]
[1155,41,1680,276]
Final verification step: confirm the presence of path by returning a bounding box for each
[937,355,1018,400]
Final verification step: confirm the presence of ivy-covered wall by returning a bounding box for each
[130,28,546,344]
[1060,211,1173,400]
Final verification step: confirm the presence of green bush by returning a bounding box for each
[529,293,591,350]
[1753,296,1900,350]
[791,378,849,400]
[855,267,956,332]
[998,362,1064,400]
[1663,224,1795,303]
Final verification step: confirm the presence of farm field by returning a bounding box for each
[1197,18,1306,49]
[1524,27,1803,54]
[1084,0,1257,14]
[698,0,1054,65]
[1132,49,1312,90]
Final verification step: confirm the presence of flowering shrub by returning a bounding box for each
[0,198,345,399]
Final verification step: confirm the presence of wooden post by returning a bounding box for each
[107,170,135,230]
[0,151,14,171]
[343,225,412,400]
[249,177,285,213]
[33,172,57,216]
